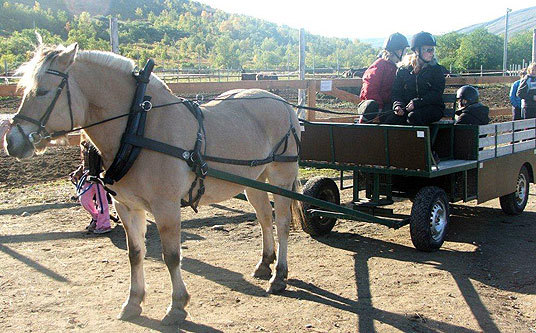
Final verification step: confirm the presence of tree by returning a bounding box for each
[455,28,503,71]
[508,30,532,66]
[436,32,463,71]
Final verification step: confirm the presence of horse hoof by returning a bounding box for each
[267,280,286,294]
[117,303,142,320]
[252,265,272,280]
[161,308,188,326]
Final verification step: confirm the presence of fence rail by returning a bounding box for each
[0,76,518,121]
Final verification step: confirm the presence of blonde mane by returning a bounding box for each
[17,45,169,95]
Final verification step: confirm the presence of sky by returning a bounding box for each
[196,0,535,40]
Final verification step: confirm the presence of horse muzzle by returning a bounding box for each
[4,124,35,159]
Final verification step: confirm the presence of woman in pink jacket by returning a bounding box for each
[358,33,409,123]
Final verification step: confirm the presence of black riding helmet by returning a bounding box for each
[383,33,409,53]
[410,31,436,51]
[456,85,479,106]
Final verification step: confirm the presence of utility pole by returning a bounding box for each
[109,17,119,54]
[503,8,512,76]
[298,28,306,118]
[532,28,536,63]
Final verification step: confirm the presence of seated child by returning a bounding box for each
[454,85,490,125]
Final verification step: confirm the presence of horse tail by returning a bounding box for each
[290,176,305,230]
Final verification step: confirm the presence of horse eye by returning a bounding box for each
[36,89,49,97]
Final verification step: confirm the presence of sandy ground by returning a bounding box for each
[1,145,536,333]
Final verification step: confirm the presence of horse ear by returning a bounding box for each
[56,43,78,70]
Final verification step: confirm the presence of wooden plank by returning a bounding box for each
[479,123,496,135]
[489,108,512,117]
[167,79,308,94]
[479,136,496,148]
[322,86,361,104]
[478,149,496,161]
[496,121,513,133]
[0,84,19,96]
[514,140,536,152]
[446,76,518,85]
[306,82,317,121]
[496,145,513,157]
[514,118,536,130]
[496,133,513,145]
[514,129,536,141]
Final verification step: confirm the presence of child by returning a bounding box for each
[454,85,490,125]
[70,139,111,234]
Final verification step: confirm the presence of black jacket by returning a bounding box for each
[391,60,446,112]
[517,75,536,109]
[455,102,490,125]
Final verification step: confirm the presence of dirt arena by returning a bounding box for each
[0,144,535,333]
[1,87,535,332]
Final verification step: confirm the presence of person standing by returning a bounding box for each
[358,33,409,123]
[517,63,536,119]
[384,32,446,125]
[509,69,525,120]
[70,139,112,234]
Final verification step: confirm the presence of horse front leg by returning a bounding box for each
[115,203,147,320]
[245,187,276,280]
[152,204,189,326]
[268,194,292,294]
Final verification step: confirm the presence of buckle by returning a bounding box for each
[28,132,42,144]
[141,100,152,111]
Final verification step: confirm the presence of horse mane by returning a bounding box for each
[17,45,171,95]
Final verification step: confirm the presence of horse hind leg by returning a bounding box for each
[152,203,189,326]
[267,191,292,294]
[115,203,147,320]
[245,185,275,280]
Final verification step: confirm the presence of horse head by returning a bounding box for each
[5,43,87,158]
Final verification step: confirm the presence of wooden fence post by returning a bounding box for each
[109,17,119,54]
[306,81,317,121]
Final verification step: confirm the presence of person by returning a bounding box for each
[454,85,490,125]
[357,33,409,123]
[509,69,526,120]
[384,31,446,125]
[516,62,536,119]
[70,139,112,234]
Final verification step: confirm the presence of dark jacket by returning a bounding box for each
[455,102,490,125]
[391,60,446,112]
[517,75,536,109]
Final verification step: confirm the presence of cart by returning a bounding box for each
[297,118,536,251]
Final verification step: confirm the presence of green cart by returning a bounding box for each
[298,118,536,251]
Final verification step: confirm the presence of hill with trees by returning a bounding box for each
[0,0,534,73]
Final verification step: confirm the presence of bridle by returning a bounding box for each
[12,69,74,146]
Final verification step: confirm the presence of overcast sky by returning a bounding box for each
[196,0,535,40]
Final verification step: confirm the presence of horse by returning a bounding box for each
[4,43,303,325]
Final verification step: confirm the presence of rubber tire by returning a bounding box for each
[301,177,340,236]
[500,166,530,215]
[410,186,450,252]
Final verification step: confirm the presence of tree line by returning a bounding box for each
[0,0,533,73]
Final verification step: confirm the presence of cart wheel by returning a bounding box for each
[301,177,340,236]
[500,166,530,215]
[410,186,450,252]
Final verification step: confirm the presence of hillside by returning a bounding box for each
[456,6,536,38]
[0,0,378,70]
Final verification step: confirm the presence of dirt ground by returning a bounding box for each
[1,86,536,332]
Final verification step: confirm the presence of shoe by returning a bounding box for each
[93,226,112,234]
[86,219,97,232]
